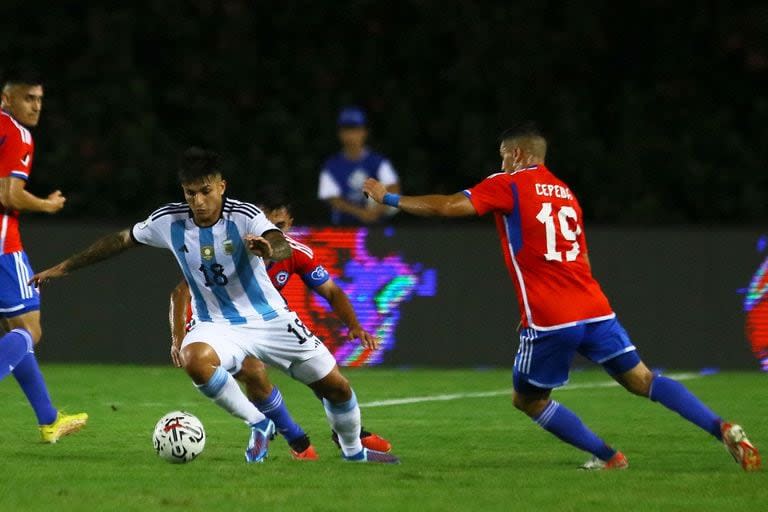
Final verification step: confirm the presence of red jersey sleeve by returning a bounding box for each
[291,244,331,289]
[286,236,331,289]
[0,116,33,181]
[291,244,316,274]
[463,172,515,215]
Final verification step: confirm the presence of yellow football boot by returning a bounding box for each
[39,411,88,443]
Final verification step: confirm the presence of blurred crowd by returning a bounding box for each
[2,0,766,224]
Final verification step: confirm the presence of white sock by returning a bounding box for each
[196,366,265,425]
[323,391,363,456]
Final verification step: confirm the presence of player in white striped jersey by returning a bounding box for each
[170,198,392,458]
[31,147,399,464]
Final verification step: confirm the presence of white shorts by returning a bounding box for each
[181,310,336,384]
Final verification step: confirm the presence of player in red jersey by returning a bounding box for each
[0,71,87,442]
[169,200,392,458]
[363,123,760,471]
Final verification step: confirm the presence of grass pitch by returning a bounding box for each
[0,366,765,512]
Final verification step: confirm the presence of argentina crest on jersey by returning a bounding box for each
[200,245,214,261]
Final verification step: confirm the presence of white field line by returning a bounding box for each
[106,373,702,410]
[359,372,701,409]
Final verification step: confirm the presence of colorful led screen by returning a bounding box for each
[281,227,437,366]
[742,235,768,371]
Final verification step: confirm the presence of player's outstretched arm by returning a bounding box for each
[29,229,137,287]
[362,178,477,218]
[327,197,382,224]
[314,278,379,350]
[169,280,191,368]
[0,177,66,214]
[245,230,291,262]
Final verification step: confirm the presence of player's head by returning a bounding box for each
[178,147,226,226]
[256,191,294,231]
[1,69,44,128]
[498,123,547,172]
[265,203,294,231]
[337,106,368,150]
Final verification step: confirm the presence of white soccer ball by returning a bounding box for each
[152,411,206,463]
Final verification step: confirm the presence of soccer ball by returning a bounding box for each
[152,411,206,463]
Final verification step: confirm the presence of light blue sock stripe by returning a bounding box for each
[197,367,228,398]
[535,400,560,427]
[323,391,358,414]
[256,387,284,413]
[11,328,33,353]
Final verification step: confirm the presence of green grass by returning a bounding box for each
[0,366,765,512]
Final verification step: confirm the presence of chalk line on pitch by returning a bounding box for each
[358,372,701,408]
[108,372,701,409]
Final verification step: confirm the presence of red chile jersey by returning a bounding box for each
[184,234,330,326]
[267,235,331,291]
[463,164,614,331]
[0,111,35,254]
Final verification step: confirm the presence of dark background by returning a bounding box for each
[1,1,767,224]
[25,221,762,369]
[1,3,766,368]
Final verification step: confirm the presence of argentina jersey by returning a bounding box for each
[131,198,288,325]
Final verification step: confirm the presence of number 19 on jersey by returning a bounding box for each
[536,202,582,262]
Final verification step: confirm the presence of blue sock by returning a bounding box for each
[534,400,616,461]
[649,375,722,440]
[0,329,34,381]
[255,386,305,443]
[13,351,58,425]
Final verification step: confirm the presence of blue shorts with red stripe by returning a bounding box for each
[0,251,40,317]
[513,318,641,393]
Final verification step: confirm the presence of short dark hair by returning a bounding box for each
[177,147,222,184]
[498,122,548,159]
[255,186,293,216]
[261,200,293,217]
[498,122,544,144]
[2,67,43,89]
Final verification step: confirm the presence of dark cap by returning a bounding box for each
[337,106,367,127]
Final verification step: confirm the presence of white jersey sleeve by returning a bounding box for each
[245,207,281,237]
[131,202,190,249]
[377,159,399,186]
[318,169,341,200]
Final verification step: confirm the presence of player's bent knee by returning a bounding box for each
[235,358,273,401]
[618,362,653,397]
[5,314,42,345]
[308,367,352,403]
[512,391,549,417]
[239,357,266,375]
[512,393,526,411]
[632,372,654,397]
[180,343,221,383]
[28,326,42,345]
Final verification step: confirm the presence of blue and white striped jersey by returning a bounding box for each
[131,198,288,325]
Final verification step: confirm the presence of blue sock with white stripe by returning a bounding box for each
[0,329,33,381]
[13,351,58,425]
[534,400,616,461]
[254,386,305,443]
[649,375,722,440]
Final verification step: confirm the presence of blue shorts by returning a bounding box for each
[513,318,640,393]
[0,251,40,318]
